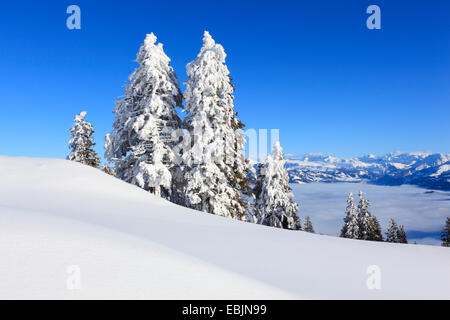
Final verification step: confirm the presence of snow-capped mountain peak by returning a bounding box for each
[286,151,450,190]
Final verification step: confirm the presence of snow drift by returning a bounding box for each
[0,156,449,299]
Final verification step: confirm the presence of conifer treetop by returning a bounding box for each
[272,141,283,158]
[144,32,157,47]
[202,31,216,49]
[75,111,87,121]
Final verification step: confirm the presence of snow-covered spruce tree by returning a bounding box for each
[397,225,408,244]
[242,160,258,223]
[368,215,383,241]
[255,142,300,230]
[251,162,268,224]
[105,33,182,198]
[441,217,450,247]
[357,191,373,240]
[304,216,314,233]
[340,192,359,239]
[67,111,100,168]
[386,218,399,243]
[181,31,250,219]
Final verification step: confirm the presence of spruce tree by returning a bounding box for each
[252,163,265,224]
[357,191,373,240]
[181,31,249,219]
[368,216,383,241]
[292,213,303,231]
[243,160,259,223]
[67,111,100,168]
[105,33,182,198]
[441,217,450,247]
[397,224,408,244]
[304,216,314,233]
[386,218,399,243]
[340,192,359,239]
[255,142,300,230]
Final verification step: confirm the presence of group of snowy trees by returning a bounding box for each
[340,192,408,243]
[385,218,407,243]
[340,192,383,241]
[67,31,306,231]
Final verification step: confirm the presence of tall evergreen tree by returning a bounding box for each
[357,191,373,240]
[397,224,408,244]
[441,217,450,247]
[181,31,249,219]
[340,192,359,239]
[67,111,100,168]
[386,218,399,243]
[105,33,182,198]
[255,142,300,230]
[304,216,314,233]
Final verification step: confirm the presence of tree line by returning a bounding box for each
[339,191,450,247]
[340,191,407,243]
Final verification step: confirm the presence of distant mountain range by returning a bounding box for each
[285,152,450,191]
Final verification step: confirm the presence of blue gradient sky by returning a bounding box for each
[0,0,449,160]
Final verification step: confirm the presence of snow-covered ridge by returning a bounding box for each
[0,156,449,299]
[286,152,450,190]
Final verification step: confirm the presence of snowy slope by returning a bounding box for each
[0,156,449,299]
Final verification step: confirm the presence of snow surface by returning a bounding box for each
[0,156,449,299]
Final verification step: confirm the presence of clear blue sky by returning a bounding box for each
[1,0,449,160]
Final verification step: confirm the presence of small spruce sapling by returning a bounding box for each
[67,111,100,168]
[304,216,314,233]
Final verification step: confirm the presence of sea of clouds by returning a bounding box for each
[291,182,450,245]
